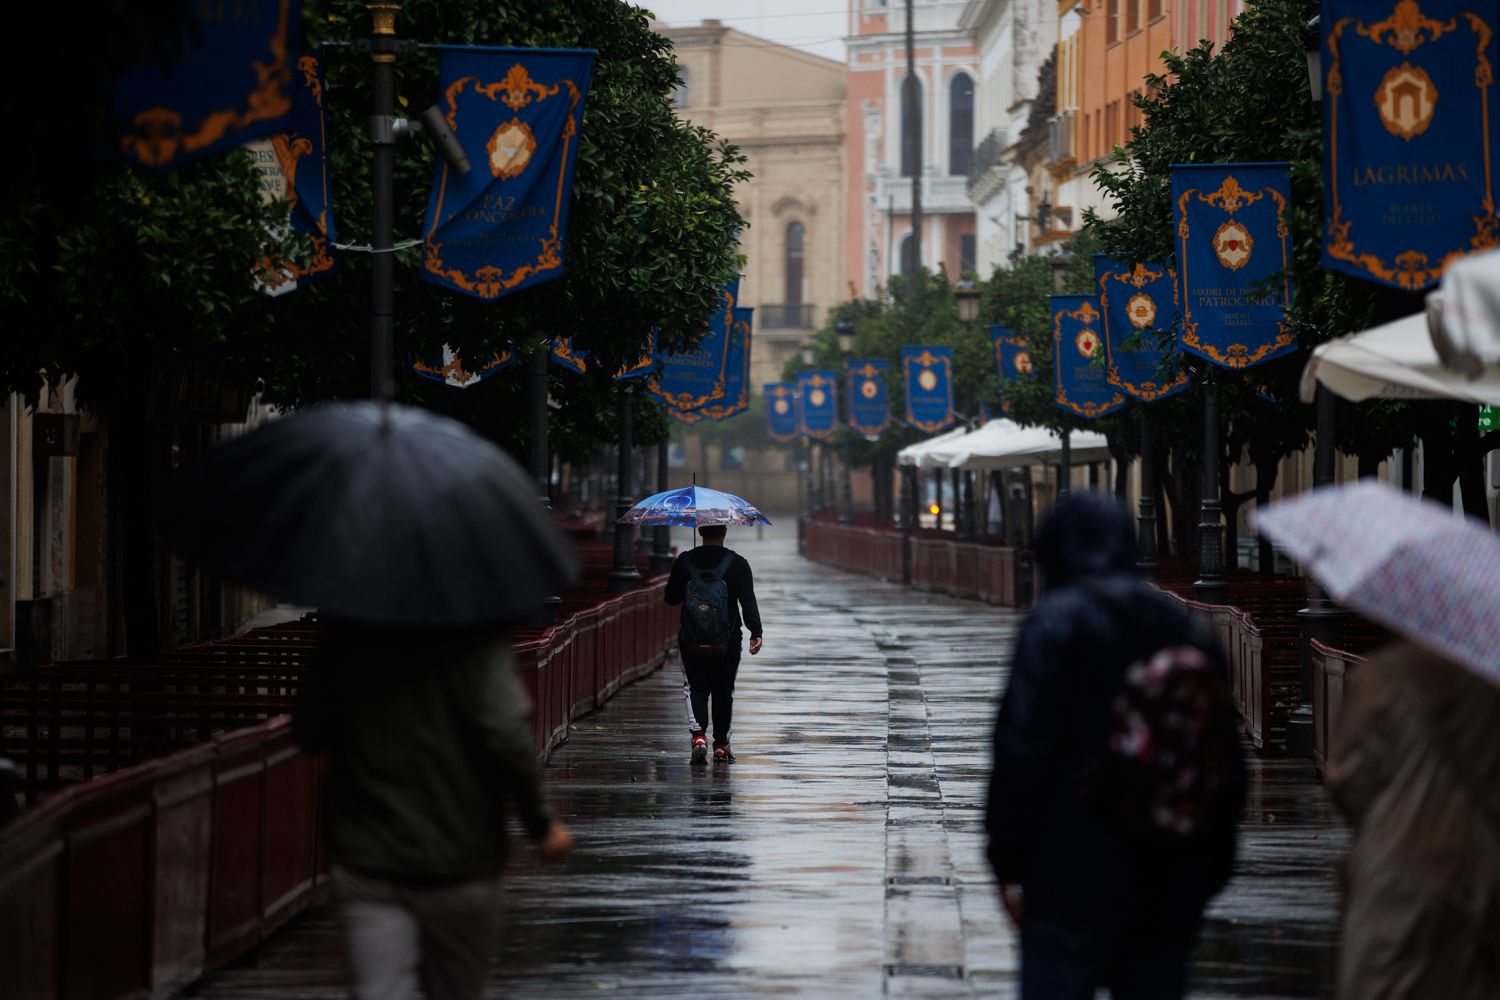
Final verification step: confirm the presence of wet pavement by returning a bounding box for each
[194,533,1345,998]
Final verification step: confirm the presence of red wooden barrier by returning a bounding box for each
[804,519,1034,609]
[0,580,673,1000]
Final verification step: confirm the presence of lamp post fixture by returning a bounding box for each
[1285,20,1344,755]
[1193,371,1228,602]
[800,337,820,516]
[954,277,982,539]
[608,385,642,594]
[836,319,856,525]
[649,439,674,575]
[1048,252,1073,499]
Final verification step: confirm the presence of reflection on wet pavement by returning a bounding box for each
[192,533,1343,998]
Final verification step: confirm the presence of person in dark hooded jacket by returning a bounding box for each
[987,493,1244,1000]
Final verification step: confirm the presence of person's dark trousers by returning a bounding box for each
[1020,917,1188,1000]
[681,648,741,744]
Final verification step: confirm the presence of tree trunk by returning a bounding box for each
[1356,451,1383,479]
[1253,454,1279,576]
[1454,404,1491,521]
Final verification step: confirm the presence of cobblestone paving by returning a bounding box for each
[194,532,1344,998]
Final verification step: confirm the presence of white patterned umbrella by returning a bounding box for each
[1257,482,1500,686]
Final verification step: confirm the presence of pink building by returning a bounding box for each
[845,1,979,297]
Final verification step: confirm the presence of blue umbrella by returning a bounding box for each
[617,486,772,527]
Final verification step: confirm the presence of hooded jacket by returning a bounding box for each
[986,493,1244,941]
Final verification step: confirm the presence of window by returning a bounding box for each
[899,233,919,277]
[960,234,976,275]
[673,67,690,108]
[784,221,805,309]
[1127,0,1139,34]
[1148,0,1162,19]
[948,73,974,176]
[1107,0,1120,43]
[901,73,923,177]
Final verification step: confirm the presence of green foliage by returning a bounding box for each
[1085,0,1415,468]
[1,0,747,467]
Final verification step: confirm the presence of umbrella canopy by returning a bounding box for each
[175,402,579,626]
[939,419,1111,471]
[1257,482,1500,686]
[1429,248,1500,378]
[617,486,772,527]
[895,426,971,468]
[1301,302,1500,406]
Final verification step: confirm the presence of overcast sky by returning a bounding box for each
[635,0,850,63]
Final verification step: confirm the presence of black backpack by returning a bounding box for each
[1079,581,1239,842]
[679,551,737,654]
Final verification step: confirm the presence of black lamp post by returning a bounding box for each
[800,338,820,515]
[1194,371,1228,601]
[608,385,642,593]
[1048,255,1073,499]
[1287,14,1343,754]
[955,277,982,540]
[1137,406,1159,576]
[650,439,674,575]
[836,319,857,525]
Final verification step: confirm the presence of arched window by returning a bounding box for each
[949,73,974,175]
[899,233,919,277]
[784,221,805,310]
[900,74,923,177]
[673,67,690,109]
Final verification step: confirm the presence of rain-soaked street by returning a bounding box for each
[195,533,1346,998]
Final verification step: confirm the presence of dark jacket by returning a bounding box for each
[292,622,553,883]
[986,493,1244,941]
[664,545,763,640]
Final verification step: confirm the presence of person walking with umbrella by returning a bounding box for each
[177,402,581,1000]
[623,486,769,765]
[1259,483,1500,1000]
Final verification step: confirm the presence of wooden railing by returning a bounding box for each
[803,517,1036,608]
[0,580,674,999]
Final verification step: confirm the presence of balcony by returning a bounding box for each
[759,303,815,329]
[1048,111,1075,168]
[875,174,975,214]
[967,128,1010,193]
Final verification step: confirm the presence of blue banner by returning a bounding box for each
[1321,1,1500,289]
[689,308,753,421]
[796,371,838,440]
[901,347,955,433]
[764,383,800,442]
[410,345,516,389]
[114,0,302,169]
[649,281,741,412]
[551,333,656,380]
[991,325,1033,416]
[847,359,892,440]
[255,52,337,295]
[1094,257,1189,402]
[1052,295,1127,419]
[1172,163,1296,369]
[421,47,594,300]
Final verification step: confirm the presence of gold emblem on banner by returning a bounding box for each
[487,119,537,178]
[918,370,939,391]
[773,398,790,415]
[1213,220,1254,270]
[860,378,879,399]
[1076,327,1101,358]
[809,388,827,408]
[1127,292,1157,329]
[1375,62,1438,139]
[1013,351,1033,375]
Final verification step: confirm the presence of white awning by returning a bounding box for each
[1301,309,1500,406]
[895,426,971,467]
[935,419,1112,470]
[1429,248,1500,377]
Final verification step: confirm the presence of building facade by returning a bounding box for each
[844,1,980,295]
[658,20,847,511]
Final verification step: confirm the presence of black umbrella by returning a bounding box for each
[175,402,578,626]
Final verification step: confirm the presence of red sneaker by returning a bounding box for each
[690,733,708,766]
[713,742,735,764]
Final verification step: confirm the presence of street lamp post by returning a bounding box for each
[650,439,674,575]
[1137,407,1159,576]
[1194,371,1228,602]
[608,385,642,593]
[955,277,982,539]
[1048,254,1073,500]
[529,341,561,625]
[837,319,856,525]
